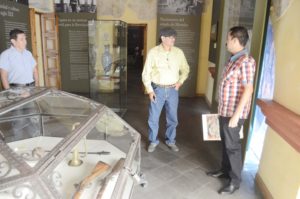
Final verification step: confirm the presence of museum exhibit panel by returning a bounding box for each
[88,20,128,116]
[0,87,144,199]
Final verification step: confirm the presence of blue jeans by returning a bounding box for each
[148,85,179,145]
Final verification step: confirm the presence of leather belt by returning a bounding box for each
[152,82,176,88]
[9,82,35,87]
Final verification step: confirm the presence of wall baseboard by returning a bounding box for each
[195,93,205,97]
[204,95,212,108]
[255,173,273,199]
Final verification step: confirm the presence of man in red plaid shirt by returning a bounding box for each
[207,26,256,194]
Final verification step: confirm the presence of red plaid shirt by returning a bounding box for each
[218,52,256,119]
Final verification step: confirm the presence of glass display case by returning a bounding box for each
[88,20,127,116]
[0,87,145,199]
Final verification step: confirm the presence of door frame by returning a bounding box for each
[127,24,147,64]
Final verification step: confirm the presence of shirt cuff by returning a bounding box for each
[146,86,154,93]
[178,79,185,85]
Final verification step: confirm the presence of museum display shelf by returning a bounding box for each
[0,87,145,199]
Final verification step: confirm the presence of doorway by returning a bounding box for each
[127,24,147,94]
[243,0,274,180]
[30,10,61,89]
[244,17,275,174]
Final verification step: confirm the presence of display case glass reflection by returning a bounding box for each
[0,87,143,199]
[88,20,127,116]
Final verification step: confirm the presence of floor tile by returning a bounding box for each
[147,164,181,181]
[168,157,200,174]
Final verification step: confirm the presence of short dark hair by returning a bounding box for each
[229,26,249,47]
[9,29,25,40]
[160,27,177,37]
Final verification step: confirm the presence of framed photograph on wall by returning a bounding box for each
[202,114,243,141]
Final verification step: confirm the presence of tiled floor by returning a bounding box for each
[123,67,263,199]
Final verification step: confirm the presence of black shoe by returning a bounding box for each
[218,183,239,194]
[206,170,230,179]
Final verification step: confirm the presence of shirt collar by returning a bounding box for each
[230,49,248,62]
[10,45,16,51]
[159,44,173,52]
[10,45,25,53]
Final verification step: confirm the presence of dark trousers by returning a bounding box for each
[219,116,245,186]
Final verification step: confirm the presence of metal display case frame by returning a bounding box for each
[0,87,145,199]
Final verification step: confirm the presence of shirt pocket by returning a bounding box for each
[155,58,167,70]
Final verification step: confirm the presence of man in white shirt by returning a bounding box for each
[0,28,38,90]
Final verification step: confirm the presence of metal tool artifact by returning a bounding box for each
[78,151,110,156]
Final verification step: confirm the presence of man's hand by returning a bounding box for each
[174,82,182,90]
[0,69,10,90]
[33,66,39,86]
[229,83,253,128]
[229,114,239,128]
[148,92,156,103]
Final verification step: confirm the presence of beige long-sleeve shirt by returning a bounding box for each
[142,44,190,93]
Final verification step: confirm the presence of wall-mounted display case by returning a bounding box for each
[0,87,145,199]
[88,20,127,116]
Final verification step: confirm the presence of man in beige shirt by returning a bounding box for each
[142,27,189,152]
